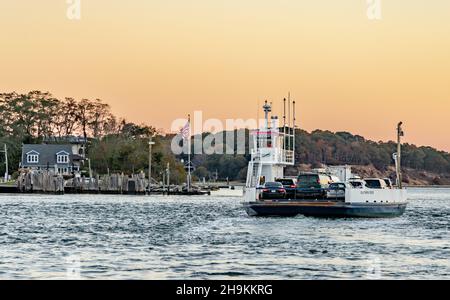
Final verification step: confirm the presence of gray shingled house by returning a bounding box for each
[21,144,84,175]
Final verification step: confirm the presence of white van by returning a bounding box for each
[349,179,366,189]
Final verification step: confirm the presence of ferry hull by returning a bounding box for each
[244,201,407,218]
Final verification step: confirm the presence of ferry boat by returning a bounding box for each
[243,99,408,218]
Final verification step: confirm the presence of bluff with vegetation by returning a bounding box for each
[189,129,450,185]
[293,129,450,185]
[1,90,449,185]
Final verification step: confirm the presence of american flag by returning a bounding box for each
[180,121,190,140]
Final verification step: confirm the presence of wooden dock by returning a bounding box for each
[0,184,20,194]
[1,171,213,196]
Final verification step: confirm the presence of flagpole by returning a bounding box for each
[187,114,191,193]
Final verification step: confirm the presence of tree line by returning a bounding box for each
[295,129,450,175]
[0,91,186,182]
[0,91,121,141]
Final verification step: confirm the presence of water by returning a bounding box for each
[0,188,448,280]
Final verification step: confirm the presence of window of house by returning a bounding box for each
[57,153,70,164]
[27,154,39,163]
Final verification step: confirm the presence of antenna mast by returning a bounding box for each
[396,122,404,189]
[293,99,296,161]
[257,99,260,129]
[283,98,287,157]
[288,93,291,154]
[263,100,271,129]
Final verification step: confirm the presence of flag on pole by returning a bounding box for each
[180,121,190,140]
[180,115,192,192]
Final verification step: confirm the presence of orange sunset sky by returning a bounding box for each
[1,1,449,150]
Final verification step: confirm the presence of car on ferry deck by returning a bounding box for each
[275,178,297,198]
[295,173,331,199]
[260,182,287,199]
[349,179,366,189]
[326,182,349,200]
[329,175,341,183]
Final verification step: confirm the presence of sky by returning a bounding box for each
[0,1,449,151]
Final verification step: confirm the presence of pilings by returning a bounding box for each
[12,170,211,195]
[17,171,64,193]
[65,172,148,194]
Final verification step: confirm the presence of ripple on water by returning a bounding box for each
[0,188,449,279]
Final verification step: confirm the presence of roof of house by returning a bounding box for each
[43,136,87,144]
[22,144,75,165]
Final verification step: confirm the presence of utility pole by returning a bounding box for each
[148,136,155,191]
[1,144,8,182]
[166,162,170,195]
[397,122,404,189]
[161,171,166,194]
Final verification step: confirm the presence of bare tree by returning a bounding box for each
[89,99,112,138]
[77,99,95,141]
[29,91,60,139]
[52,97,80,137]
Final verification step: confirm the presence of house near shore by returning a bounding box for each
[20,141,85,175]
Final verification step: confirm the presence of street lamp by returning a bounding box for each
[85,158,93,180]
[148,136,156,191]
[0,144,8,182]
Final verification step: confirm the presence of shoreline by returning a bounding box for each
[1,183,449,196]
[405,185,450,189]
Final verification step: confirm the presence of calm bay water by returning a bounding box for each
[0,188,448,280]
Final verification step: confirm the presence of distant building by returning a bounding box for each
[312,165,354,182]
[21,143,84,175]
[43,135,87,145]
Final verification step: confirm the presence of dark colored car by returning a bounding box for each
[260,182,287,199]
[296,173,330,199]
[275,178,297,198]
